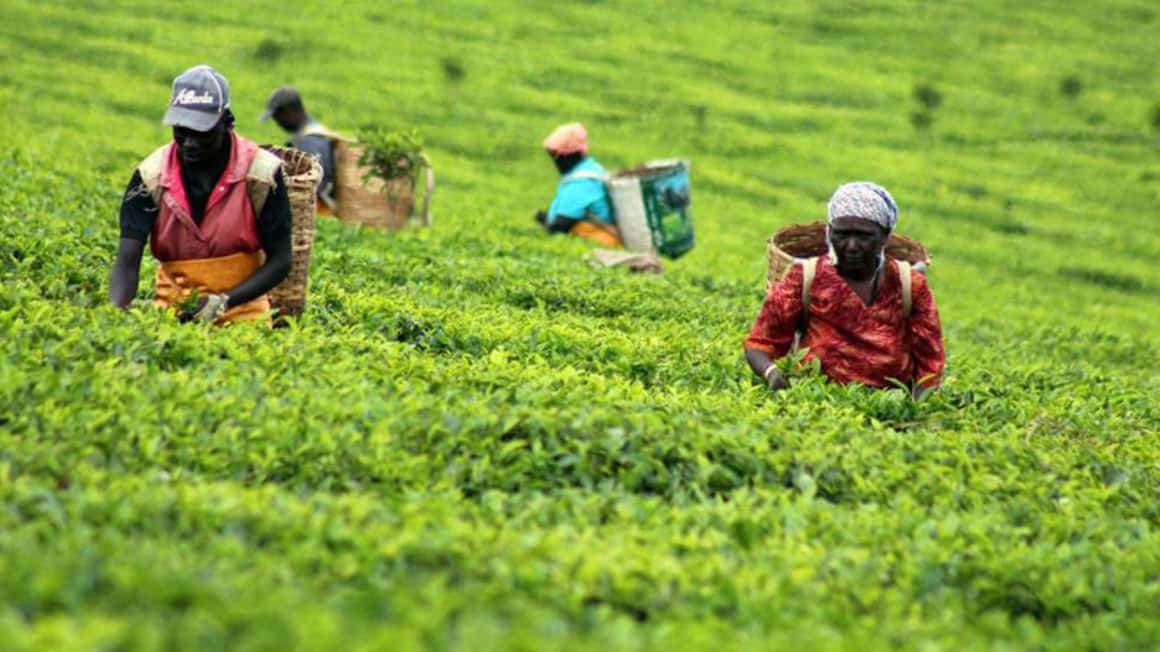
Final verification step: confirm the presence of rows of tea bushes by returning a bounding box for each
[3,142,1158,650]
[2,0,1159,648]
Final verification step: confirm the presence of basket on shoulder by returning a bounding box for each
[767,222,930,290]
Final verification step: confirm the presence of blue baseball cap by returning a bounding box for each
[259,86,303,122]
[163,65,230,132]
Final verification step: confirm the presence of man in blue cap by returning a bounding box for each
[261,86,337,212]
[109,65,292,324]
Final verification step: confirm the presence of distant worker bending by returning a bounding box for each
[744,182,945,395]
[261,86,337,212]
[109,65,291,325]
[535,123,621,247]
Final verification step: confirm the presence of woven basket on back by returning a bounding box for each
[263,146,322,318]
[334,140,434,229]
[767,222,930,289]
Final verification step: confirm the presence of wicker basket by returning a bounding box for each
[264,146,322,318]
[334,140,434,229]
[767,222,930,288]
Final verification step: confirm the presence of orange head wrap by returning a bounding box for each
[542,122,589,156]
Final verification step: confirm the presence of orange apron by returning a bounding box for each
[570,220,623,248]
[154,251,271,325]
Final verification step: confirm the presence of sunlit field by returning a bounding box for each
[1,1,1158,649]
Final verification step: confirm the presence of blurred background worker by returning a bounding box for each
[535,122,620,247]
[744,182,945,396]
[109,65,292,325]
[261,86,337,212]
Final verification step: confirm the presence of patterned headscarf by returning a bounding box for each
[826,181,899,231]
[543,122,589,155]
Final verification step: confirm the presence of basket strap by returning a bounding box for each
[566,170,608,183]
[300,123,348,142]
[898,260,913,319]
[136,145,168,206]
[792,257,819,352]
[245,149,284,217]
[247,182,272,222]
[418,165,435,227]
[801,257,818,314]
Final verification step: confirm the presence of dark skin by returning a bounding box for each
[534,150,586,233]
[271,104,308,134]
[745,217,890,392]
[108,120,292,318]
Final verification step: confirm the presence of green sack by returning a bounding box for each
[607,159,695,259]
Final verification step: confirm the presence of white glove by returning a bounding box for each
[192,293,230,323]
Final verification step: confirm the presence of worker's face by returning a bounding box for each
[548,150,577,175]
[173,124,227,165]
[829,217,888,279]
[272,108,304,133]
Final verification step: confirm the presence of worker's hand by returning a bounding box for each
[534,210,548,226]
[764,366,789,393]
[177,294,229,323]
[192,294,230,323]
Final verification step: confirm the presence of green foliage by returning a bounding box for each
[357,127,428,186]
[912,83,942,131]
[252,37,285,65]
[913,83,943,111]
[909,110,933,131]
[172,289,200,314]
[441,56,466,83]
[0,0,1158,650]
[1059,75,1083,99]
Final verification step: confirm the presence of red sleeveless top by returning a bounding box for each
[150,132,263,262]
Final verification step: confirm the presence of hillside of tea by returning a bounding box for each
[0,0,1158,649]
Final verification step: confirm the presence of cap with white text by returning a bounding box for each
[162,65,230,132]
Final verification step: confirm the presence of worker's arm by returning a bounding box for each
[109,238,145,308]
[743,264,806,392]
[745,348,788,391]
[110,171,156,309]
[536,207,581,234]
[544,214,581,234]
[221,170,292,308]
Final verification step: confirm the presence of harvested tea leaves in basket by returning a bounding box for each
[357,127,429,187]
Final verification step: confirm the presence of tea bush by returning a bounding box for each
[0,0,1158,650]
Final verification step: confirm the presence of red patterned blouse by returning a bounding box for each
[745,258,945,389]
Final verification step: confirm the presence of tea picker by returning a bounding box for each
[263,86,435,230]
[261,87,337,212]
[109,65,294,325]
[535,123,697,271]
[536,122,621,247]
[744,182,945,395]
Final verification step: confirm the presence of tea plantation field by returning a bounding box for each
[1,0,1158,649]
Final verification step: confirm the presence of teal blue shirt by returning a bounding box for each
[547,157,614,226]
